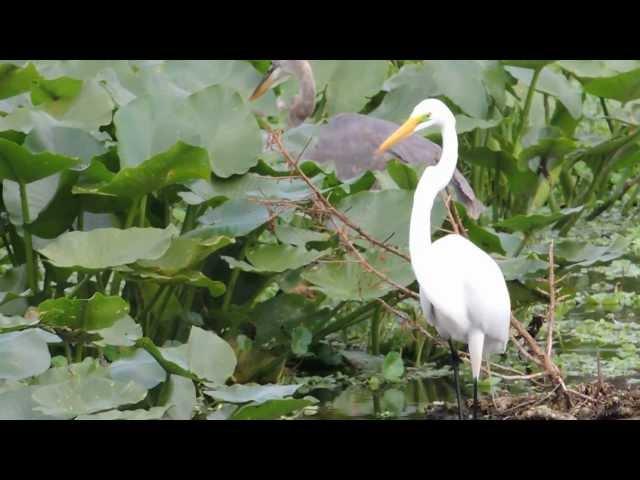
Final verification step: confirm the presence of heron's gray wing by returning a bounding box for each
[303,113,483,218]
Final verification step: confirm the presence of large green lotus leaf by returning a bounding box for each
[308,60,388,116]
[2,175,60,226]
[160,60,279,115]
[253,294,333,347]
[0,328,60,380]
[382,351,405,382]
[136,233,233,275]
[23,124,106,167]
[223,245,329,274]
[160,326,237,385]
[165,375,197,420]
[335,189,446,251]
[31,374,148,419]
[205,383,301,405]
[501,61,555,69]
[27,171,82,238]
[0,312,38,331]
[497,256,549,282]
[558,60,640,80]
[79,142,210,199]
[37,227,174,269]
[32,60,125,81]
[373,61,499,123]
[196,198,271,237]
[302,248,415,302]
[0,382,60,420]
[30,76,82,109]
[386,159,417,190]
[426,60,493,118]
[495,207,582,234]
[531,236,630,269]
[38,293,129,330]
[34,357,105,385]
[274,224,329,247]
[230,398,314,420]
[181,174,318,205]
[582,68,640,103]
[92,315,142,347]
[455,113,504,134]
[369,63,440,123]
[75,405,170,420]
[122,269,226,297]
[110,348,166,390]
[506,66,582,119]
[0,63,40,100]
[0,384,44,419]
[0,138,79,184]
[37,79,114,131]
[115,84,262,177]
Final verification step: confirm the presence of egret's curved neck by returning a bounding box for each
[289,63,316,126]
[409,121,458,262]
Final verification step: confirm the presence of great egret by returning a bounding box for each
[250,60,483,218]
[376,98,511,420]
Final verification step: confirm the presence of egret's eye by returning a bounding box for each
[418,112,431,123]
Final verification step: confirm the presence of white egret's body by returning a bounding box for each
[377,99,510,417]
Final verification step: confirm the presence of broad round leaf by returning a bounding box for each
[115,84,262,177]
[110,348,166,390]
[302,248,415,302]
[161,326,237,385]
[197,198,271,237]
[37,227,174,269]
[204,383,301,405]
[0,329,57,380]
[84,142,211,199]
[31,375,147,419]
[39,293,129,330]
[0,138,79,184]
[166,375,197,420]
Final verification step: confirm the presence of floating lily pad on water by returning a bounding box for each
[204,383,301,405]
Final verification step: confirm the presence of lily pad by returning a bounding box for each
[204,383,301,404]
[37,227,174,269]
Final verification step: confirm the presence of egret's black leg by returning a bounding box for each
[448,340,463,420]
[473,377,479,420]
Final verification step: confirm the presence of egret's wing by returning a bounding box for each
[301,113,483,218]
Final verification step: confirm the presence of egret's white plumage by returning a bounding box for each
[377,98,511,417]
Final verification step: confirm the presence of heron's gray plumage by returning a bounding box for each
[257,60,483,218]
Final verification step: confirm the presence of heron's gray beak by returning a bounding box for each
[250,65,285,101]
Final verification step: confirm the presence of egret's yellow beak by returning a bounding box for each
[249,67,277,101]
[376,116,421,155]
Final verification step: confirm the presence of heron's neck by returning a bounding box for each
[289,63,316,126]
[409,122,458,261]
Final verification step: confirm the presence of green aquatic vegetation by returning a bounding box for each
[0,59,639,419]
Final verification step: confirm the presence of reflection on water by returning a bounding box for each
[310,378,460,419]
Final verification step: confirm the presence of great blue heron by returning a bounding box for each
[377,98,510,420]
[250,60,483,218]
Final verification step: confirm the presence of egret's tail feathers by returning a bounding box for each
[468,330,484,380]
